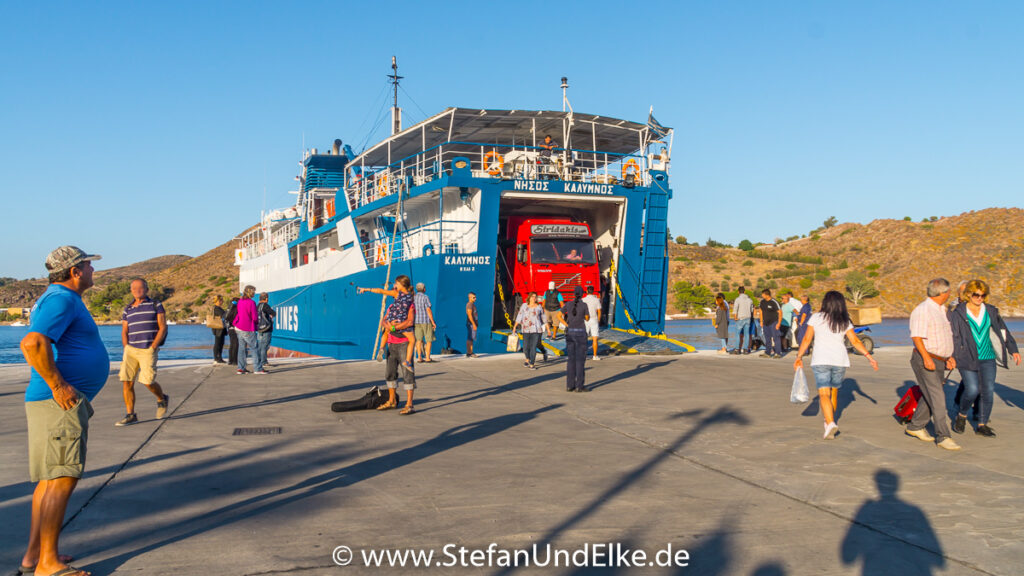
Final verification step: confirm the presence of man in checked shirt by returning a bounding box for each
[906,278,961,451]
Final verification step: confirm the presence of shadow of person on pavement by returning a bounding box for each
[834,378,876,420]
[841,469,944,575]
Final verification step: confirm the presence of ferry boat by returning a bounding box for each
[237,66,678,359]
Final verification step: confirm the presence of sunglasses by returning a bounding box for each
[970,292,987,299]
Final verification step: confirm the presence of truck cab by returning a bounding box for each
[504,217,600,309]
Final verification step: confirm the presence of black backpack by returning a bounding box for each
[257,303,274,333]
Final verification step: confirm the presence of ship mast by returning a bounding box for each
[389,56,403,135]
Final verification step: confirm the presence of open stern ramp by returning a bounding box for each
[492,328,693,357]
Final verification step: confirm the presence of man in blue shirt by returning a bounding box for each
[19,245,109,576]
[115,278,168,426]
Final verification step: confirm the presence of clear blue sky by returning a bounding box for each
[2,1,1022,278]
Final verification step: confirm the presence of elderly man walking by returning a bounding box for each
[19,246,109,576]
[115,279,168,426]
[906,278,961,450]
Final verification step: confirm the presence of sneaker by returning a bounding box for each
[824,422,839,440]
[975,424,996,437]
[905,428,935,442]
[115,413,138,427]
[254,370,268,375]
[592,355,601,361]
[236,369,246,375]
[937,438,962,451]
[759,353,770,358]
[156,395,169,419]
[952,414,966,434]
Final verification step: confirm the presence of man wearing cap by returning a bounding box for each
[542,282,565,339]
[19,246,108,576]
[413,282,437,363]
[115,278,168,426]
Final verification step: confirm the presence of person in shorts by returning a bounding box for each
[115,278,169,426]
[582,286,602,360]
[413,282,437,362]
[20,246,109,576]
[465,292,479,357]
[793,290,877,440]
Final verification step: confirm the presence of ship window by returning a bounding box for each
[289,246,299,268]
[531,239,597,264]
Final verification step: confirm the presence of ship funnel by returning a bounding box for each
[333,139,342,155]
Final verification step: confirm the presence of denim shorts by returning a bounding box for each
[811,365,846,390]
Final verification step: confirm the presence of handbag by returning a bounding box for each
[506,332,520,352]
[205,314,224,330]
[790,368,810,403]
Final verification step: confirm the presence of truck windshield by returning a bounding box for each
[531,239,596,264]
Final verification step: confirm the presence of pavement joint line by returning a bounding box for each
[449,357,996,576]
[60,364,217,531]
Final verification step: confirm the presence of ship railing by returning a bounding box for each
[238,219,301,261]
[360,219,476,268]
[346,142,657,210]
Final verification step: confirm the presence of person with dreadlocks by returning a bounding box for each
[561,285,591,392]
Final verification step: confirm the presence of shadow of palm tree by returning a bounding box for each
[83,404,564,575]
[495,406,750,576]
[840,469,944,575]
[586,360,673,391]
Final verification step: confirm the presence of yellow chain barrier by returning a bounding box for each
[608,258,635,326]
[495,270,514,329]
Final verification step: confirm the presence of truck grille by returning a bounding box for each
[551,273,582,290]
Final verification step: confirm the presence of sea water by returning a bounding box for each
[0,324,217,364]
[665,318,1024,351]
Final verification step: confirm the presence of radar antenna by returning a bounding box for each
[389,56,404,135]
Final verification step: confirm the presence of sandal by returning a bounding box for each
[400,406,416,415]
[376,400,397,410]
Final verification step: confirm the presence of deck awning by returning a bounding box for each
[350,108,658,168]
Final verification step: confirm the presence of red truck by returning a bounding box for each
[503,217,600,310]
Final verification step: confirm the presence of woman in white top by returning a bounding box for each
[794,291,878,439]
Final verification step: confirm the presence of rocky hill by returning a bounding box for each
[5,209,1022,322]
[669,207,1024,317]
[0,236,242,322]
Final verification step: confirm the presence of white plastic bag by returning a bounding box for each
[506,332,520,352]
[790,368,810,403]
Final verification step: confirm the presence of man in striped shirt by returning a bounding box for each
[115,279,169,426]
[906,278,960,450]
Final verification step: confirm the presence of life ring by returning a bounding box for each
[621,159,640,180]
[484,151,504,176]
[375,173,389,198]
[325,199,336,218]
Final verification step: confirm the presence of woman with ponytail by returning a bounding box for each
[561,286,590,392]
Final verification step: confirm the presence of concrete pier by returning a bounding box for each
[1,347,1022,575]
